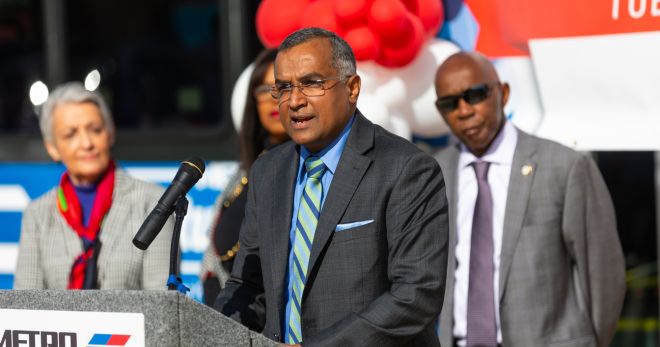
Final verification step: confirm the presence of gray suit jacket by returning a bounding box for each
[14,169,174,290]
[216,112,449,346]
[435,128,626,347]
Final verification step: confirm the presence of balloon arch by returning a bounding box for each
[233,0,459,139]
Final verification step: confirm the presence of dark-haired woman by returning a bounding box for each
[201,49,288,305]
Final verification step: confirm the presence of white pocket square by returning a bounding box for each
[335,220,374,232]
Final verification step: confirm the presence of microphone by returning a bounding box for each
[133,157,205,250]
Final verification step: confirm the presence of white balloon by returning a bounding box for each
[356,92,412,139]
[375,75,407,109]
[493,57,544,134]
[356,61,385,92]
[230,63,255,133]
[357,38,460,139]
[356,93,394,131]
[389,115,412,140]
[398,39,459,137]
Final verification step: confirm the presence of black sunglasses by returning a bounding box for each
[435,83,498,114]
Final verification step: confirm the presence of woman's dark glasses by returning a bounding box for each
[435,83,498,114]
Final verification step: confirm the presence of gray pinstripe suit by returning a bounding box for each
[435,128,626,347]
[216,112,449,346]
[14,169,173,290]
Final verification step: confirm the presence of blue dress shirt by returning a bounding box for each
[283,115,355,336]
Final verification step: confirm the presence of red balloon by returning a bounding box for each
[378,11,414,49]
[367,0,408,39]
[376,13,424,67]
[401,0,444,36]
[335,0,372,30]
[344,26,380,61]
[300,0,342,35]
[256,0,310,48]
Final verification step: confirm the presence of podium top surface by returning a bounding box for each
[0,290,278,347]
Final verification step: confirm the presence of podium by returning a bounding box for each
[0,290,279,347]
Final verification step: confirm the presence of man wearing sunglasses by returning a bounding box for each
[215,27,449,347]
[434,52,625,347]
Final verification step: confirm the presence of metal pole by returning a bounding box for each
[167,197,189,293]
[42,0,67,86]
[219,0,250,129]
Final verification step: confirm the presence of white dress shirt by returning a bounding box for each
[453,120,518,345]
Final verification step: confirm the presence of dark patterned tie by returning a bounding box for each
[466,161,497,347]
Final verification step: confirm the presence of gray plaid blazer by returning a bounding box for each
[435,128,626,347]
[14,169,173,290]
[216,111,449,346]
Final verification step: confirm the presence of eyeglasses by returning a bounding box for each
[435,83,499,114]
[270,76,349,101]
[254,84,274,103]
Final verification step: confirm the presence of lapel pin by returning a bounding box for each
[521,164,533,176]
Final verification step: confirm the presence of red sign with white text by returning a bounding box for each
[466,0,660,57]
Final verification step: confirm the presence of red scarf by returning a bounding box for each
[57,161,116,289]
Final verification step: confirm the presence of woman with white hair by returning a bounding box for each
[14,81,173,290]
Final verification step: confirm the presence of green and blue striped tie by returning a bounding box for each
[286,156,326,344]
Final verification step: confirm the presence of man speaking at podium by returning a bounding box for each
[215,28,449,346]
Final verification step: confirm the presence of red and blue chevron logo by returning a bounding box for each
[88,334,131,346]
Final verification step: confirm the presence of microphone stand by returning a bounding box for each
[166,196,190,293]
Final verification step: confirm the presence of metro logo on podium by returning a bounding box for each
[88,334,132,346]
[0,309,144,347]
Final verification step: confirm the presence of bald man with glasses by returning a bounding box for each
[433,51,625,347]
